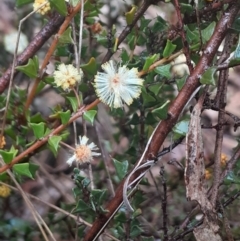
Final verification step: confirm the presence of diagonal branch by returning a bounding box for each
[0,12,64,93]
[210,33,235,206]
[83,2,240,240]
[0,99,100,174]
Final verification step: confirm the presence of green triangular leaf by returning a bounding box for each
[48,135,62,157]
[130,225,142,238]
[13,163,39,179]
[29,122,45,139]
[0,147,18,164]
[201,22,216,44]
[74,200,91,212]
[83,110,97,125]
[141,88,156,106]
[59,27,73,44]
[16,56,39,78]
[59,110,71,124]
[163,40,176,58]
[125,5,137,25]
[143,54,159,71]
[154,64,171,79]
[152,16,167,32]
[84,0,95,11]
[180,3,193,14]
[5,127,17,140]
[185,25,199,44]
[30,113,45,123]
[200,66,217,85]
[112,158,129,180]
[49,0,67,16]
[81,57,97,75]
[121,48,129,63]
[114,211,127,223]
[95,29,108,47]
[229,58,240,67]
[152,100,170,120]
[176,75,187,91]
[66,96,78,112]
[91,189,107,205]
[128,35,135,50]
[145,112,157,125]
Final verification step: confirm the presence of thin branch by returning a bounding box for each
[157,136,185,159]
[78,0,84,66]
[0,12,64,94]
[0,181,120,241]
[25,0,87,111]
[173,0,193,72]
[160,166,168,241]
[169,0,235,41]
[71,19,80,146]
[220,144,240,184]
[219,202,234,241]
[176,144,240,238]
[138,50,183,76]
[223,190,240,208]
[32,157,72,202]
[0,159,54,241]
[170,189,240,240]
[211,33,234,206]
[0,2,50,139]
[0,99,100,174]
[95,121,115,197]
[101,0,162,64]
[182,0,235,24]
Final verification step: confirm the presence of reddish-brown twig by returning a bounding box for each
[25,1,86,111]
[173,0,193,73]
[0,99,100,174]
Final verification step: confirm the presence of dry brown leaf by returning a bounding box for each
[185,92,222,241]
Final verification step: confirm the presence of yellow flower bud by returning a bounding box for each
[0,135,6,149]
[0,184,11,198]
[33,0,51,15]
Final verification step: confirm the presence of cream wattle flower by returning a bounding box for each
[66,136,101,166]
[94,60,144,108]
[33,0,51,15]
[53,64,83,91]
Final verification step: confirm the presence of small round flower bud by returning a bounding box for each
[0,136,6,149]
[0,184,11,198]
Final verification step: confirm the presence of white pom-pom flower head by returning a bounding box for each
[67,136,101,166]
[53,64,83,92]
[94,60,144,108]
